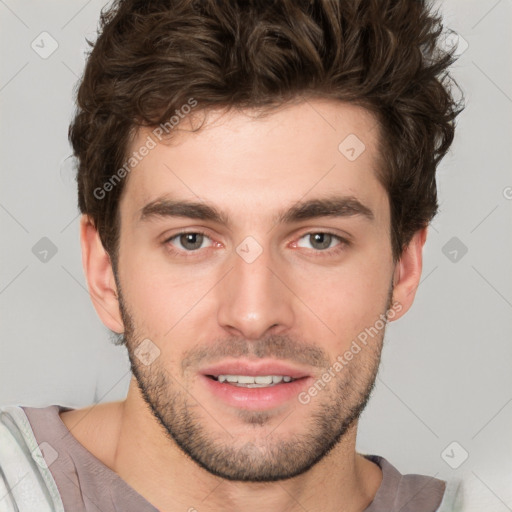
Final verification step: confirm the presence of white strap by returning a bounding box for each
[0,406,65,512]
[435,477,464,512]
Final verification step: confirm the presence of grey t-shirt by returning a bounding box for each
[21,405,446,512]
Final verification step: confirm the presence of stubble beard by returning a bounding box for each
[116,285,391,482]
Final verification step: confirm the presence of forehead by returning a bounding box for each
[119,99,387,226]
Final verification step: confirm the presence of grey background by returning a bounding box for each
[1,0,511,508]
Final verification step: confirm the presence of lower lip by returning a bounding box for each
[200,375,313,410]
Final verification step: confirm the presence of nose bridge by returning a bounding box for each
[216,240,294,338]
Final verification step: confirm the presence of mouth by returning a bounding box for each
[200,359,310,383]
[198,360,313,410]
[205,374,302,388]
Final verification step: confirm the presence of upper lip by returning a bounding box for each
[200,359,311,379]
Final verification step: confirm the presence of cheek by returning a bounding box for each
[119,250,219,342]
[290,257,392,346]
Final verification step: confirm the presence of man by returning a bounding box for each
[0,0,465,510]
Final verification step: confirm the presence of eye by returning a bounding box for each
[296,232,345,252]
[166,232,213,252]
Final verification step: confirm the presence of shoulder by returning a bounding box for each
[363,454,446,512]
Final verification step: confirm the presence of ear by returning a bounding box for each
[389,227,428,322]
[80,214,124,333]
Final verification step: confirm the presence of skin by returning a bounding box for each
[61,98,427,512]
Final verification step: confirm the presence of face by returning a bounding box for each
[112,99,398,481]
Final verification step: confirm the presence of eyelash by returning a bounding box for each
[163,230,350,258]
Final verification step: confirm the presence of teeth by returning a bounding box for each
[216,375,295,387]
[238,375,256,384]
[255,376,273,385]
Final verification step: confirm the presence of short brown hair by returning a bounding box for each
[69,0,464,266]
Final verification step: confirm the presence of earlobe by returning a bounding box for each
[80,214,124,333]
[389,227,428,322]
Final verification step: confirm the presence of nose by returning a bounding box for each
[216,244,295,340]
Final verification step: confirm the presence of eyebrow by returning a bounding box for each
[138,195,374,226]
